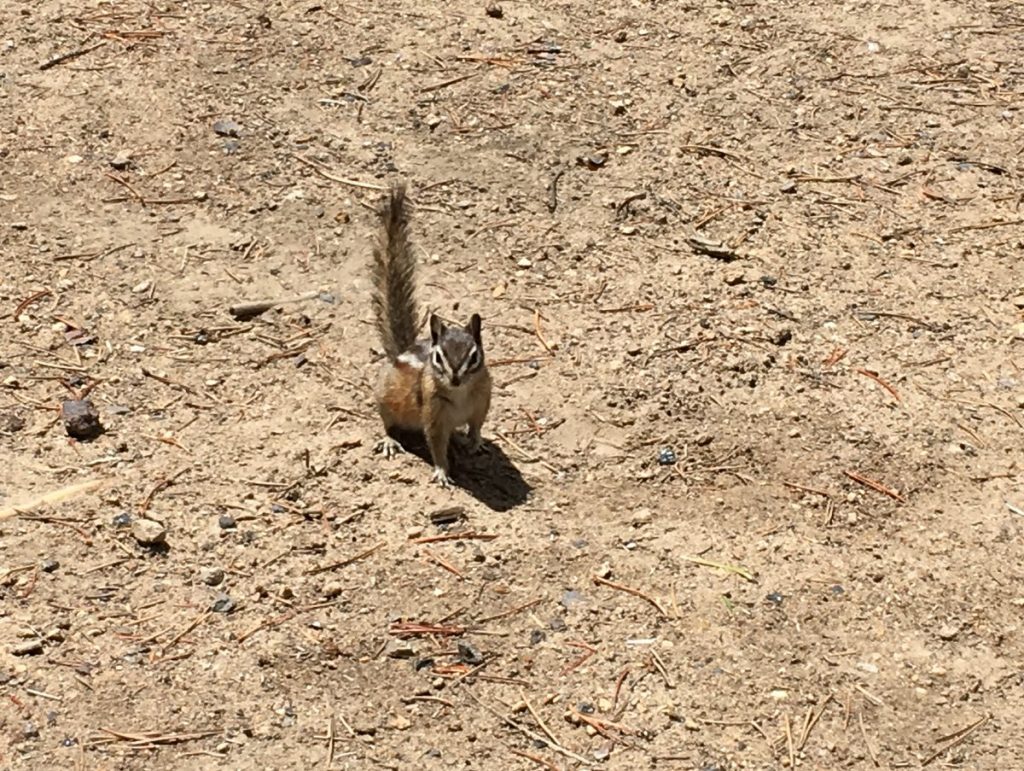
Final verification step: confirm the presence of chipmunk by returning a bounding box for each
[371,183,492,487]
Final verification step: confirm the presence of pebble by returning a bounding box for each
[457,641,484,665]
[211,594,236,613]
[385,639,416,659]
[549,616,567,632]
[11,639,43,656]
[724,268,747,286]
[61,399,102,440]
[560,590,585,609]
[112,512,132,527]
[22,722,39,739]
[658,448,677,466]
[131,279,151,294]
[200,567,224,586]
[485,2,503,18]
[936,623,960,641]
[40,559,60,573]
[131,517,166,546]
[780,180,797,194]
[766,592,784,605]
[212,119,241,137]
[110,151,132,170]
[390,714,412,730]
[323,581,344,599]
[218,514,237,530]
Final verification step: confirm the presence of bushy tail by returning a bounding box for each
[371,184,418,360]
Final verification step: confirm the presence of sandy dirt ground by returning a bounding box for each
[2,1,1024,769]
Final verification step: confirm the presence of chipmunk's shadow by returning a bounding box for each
[389,430,531,512]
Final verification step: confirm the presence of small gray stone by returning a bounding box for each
[110,151,132,170]
[560,590,585,609]
[218,514,236,530]
[937,623,960,641]
[40,559,60,573]
[131,518,166,546]
[385,639,417,659]
[212,119,241,137]
[780,180,797,194]
[61,399,102,440]
[211,594,236,613]
[200,568,224,586]
[457,641,484,665]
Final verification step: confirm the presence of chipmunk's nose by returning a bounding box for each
[450,374,461,387]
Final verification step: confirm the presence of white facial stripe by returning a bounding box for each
[459,346,480,376]
[431,347,448,374]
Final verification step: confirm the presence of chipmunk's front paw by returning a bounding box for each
[431,466,453,488]
[375,437,405,458]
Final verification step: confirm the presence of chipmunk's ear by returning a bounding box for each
[467,313,482,344]
[429,313,445,345]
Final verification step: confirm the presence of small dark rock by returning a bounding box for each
[614,30,628,42]
[414,657,435,671]
[766,592,784,605]
[348,55,373,67]
[61,737,77,747]
[40,559,60,573]
[218,514,237,530]
[211,594,236,613]
[61,399,102,440]
[658,447,677,466]
[577,702,595,714]
[212,119,241,137]
[430,506,465,527]
[772,327,793,346]
[193,329,210,345]
[780,180,797,194]
[549,616,567,632]
[529,630,545,645]
[112,512,132,527]
[457,641,484,665]
[485,2,503,18]
[830,584,845,595]
[22,721,39,739]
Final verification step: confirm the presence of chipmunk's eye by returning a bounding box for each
[466,349,480,371]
